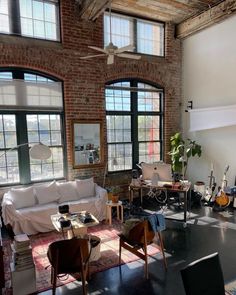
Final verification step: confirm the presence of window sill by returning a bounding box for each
[0,34,62,49]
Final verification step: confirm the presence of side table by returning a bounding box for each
[106,201,123,225]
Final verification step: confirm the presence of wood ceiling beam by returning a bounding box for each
[76,0,111,21]
[176,0,236,39]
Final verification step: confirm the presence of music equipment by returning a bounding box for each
[204,165,216,203]
[215,165,230,207]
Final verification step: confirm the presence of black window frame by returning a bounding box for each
[0,68,66,186]
[105,79,164,173]
[104,11,165,58]
[0,0,61,42]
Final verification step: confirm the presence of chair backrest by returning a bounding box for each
[128,220,155,245]
[181,252,225,295]
[47,238,90,274]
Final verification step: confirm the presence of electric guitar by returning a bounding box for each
[205,166,216,203]
[215,165,230,207]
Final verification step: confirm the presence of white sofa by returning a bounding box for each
[2,178,107,235]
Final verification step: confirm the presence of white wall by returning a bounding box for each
[182,14,236,188]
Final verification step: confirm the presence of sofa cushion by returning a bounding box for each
[9,187,36,209]
[141,162,172,181]
[75,178,95,199]
[34,181,61,205]
[57,181,78,203]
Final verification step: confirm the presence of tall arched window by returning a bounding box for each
[0,69,64,185]
[105,80,164,172]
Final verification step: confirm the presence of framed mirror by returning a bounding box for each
[72,120,103,168]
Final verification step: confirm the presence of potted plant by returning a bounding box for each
[111,186,120,203]
[169,132,202,180]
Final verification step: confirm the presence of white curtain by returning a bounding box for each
[0,79,63,110]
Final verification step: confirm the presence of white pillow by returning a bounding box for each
[57,181,79,203]
[75,178,95,199]
[34,181,61,205]
[141,162,172,181]
[9,187,36,209]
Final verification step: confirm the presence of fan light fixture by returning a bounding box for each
[80,1,141,64]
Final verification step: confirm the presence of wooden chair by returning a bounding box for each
[119,220,167,279]
[181,252,228,295]
[47,238,90,295]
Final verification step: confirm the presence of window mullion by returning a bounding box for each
[131,81,138,167]
[9,0,21,35]
[16,113,31,184]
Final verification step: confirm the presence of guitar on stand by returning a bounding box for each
[214,165,230,210]
[204,166,216,206]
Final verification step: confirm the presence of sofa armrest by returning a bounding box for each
[1,193,21,226]
[94,184,108,201]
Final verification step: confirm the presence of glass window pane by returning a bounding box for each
[137,20,164,56]
[19,0,59,41]
[50,114,60,130]
[38,114,50,130]
[33,19,45,38]
[33,1,44,20]
[45,22,56,40]
[28,130,39,143]
[45,3,56,22]
[51,131,61,145]
[21,18,33,36]
[5,131,17,147]
[0,14,9,33]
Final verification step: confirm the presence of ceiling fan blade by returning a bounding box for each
[88,46,107,54]
[117,53,141,60]
[80,54,106,60]
[116,44,135,53]
[107,54,114,65]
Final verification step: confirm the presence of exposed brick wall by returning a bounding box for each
[0,0,181,187]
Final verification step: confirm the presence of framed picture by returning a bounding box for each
[72,120,103,168]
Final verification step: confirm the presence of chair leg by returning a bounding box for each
[144,245,148,279]
[52,269,57,295]
[81,268,87,295]
[158,232,167,269]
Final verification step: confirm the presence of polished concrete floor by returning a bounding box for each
[39,201,236,295]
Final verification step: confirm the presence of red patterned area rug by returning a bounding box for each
[3,221,160,294]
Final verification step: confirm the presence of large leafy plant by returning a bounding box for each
[169,132,202,178]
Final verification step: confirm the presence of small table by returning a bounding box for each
[51,211,99,239]
[106,201,124,225]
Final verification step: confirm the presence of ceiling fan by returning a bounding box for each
[80,1,141,65]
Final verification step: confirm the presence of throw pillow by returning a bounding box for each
[34,181,61,205]
[75,177,95,199]
[10,187,36,209]
[121,219,141,238]
[57,181,79,203]
[141,162,172,181]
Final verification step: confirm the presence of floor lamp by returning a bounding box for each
[0,142,52,160]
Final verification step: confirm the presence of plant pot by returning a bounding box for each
[111,195,119,203]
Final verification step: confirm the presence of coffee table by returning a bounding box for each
[51,211,99,239]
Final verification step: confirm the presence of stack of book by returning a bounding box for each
[11,234,34,271]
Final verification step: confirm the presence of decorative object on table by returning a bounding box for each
[169,132,202,179]
[58,204,69,215]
